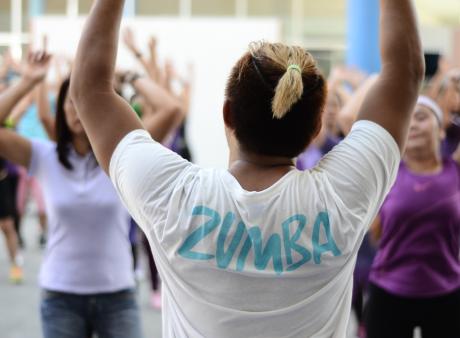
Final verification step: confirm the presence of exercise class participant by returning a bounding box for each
[0,53,149,338]
[365,97,460,338]
[70,0,424,336]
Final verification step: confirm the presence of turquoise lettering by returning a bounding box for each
[312,212,341,264]
[178,206,221,260]
[282,215,312,271]
[236,226,252,272]
[178,207,343,273]
[216,212,246,269]
[237,226,283,275]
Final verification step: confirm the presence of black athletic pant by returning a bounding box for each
[365,283,460,338]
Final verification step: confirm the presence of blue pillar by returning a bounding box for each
[347,0,380,73]
[29,0,45,17]
[123,0,136,16]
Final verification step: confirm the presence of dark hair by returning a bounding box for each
[55,78,73,170]
[225,42,327,158]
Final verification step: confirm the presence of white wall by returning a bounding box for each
[420,25,454,56]
[31,17,281,168]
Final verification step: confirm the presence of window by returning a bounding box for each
[247,0,291,17]
[137,0,180,15]
[45,0,67,14]
[22,0,30,32]
[0,0,11,31]
[79,0,93,14]
[303,0,345,19]
[191,0,235,16]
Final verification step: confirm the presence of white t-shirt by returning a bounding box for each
[110,120,400,338]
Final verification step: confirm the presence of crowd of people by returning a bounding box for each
[0,0,459,337]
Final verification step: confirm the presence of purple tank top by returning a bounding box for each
[370,158,460,297]
[442,122,460,158]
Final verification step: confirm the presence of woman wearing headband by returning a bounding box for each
[71,0,424,336]
[365,96,460,338]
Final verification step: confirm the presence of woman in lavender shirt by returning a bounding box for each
[366,96,460,338]
[0,52,182,338]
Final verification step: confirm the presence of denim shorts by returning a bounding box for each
[40,288,143,338]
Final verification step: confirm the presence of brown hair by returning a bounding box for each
[55,77,73,170]
[225,42,327,158]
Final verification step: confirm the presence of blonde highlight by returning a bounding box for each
[249,41,319,119]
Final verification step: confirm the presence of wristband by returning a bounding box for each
[4,117,15,129]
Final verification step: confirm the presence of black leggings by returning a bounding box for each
[365,283,460,338]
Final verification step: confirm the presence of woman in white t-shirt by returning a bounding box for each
[70,1,425,337]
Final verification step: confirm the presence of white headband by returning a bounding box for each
[416,96,443,125]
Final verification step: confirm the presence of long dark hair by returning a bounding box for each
[55,78,73,170]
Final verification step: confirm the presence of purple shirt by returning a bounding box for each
[442,122,460,158]
[370,159,460,297]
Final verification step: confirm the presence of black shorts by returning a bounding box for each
[0,169,16,219]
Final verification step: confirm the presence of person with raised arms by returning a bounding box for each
[0,51,144,338]
[0,49,182,337]
[366,97,460,338]
[70,0,424,337]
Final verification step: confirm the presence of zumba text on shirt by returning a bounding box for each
[178,206,342,275]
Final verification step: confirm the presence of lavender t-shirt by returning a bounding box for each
[370,159,460,297]
[30,140,135,294]
[296,135,341,170]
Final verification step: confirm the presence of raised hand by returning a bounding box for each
[148,36,158,60]
[3,49,22,73]
[123,27,142,57]
[22,51,52,84]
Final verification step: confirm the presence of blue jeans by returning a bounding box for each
[40,289,143,338]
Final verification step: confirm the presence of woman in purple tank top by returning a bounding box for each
[365,96,460,338]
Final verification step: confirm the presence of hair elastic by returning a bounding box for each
[287,64,302,74]
[4,117,15,129]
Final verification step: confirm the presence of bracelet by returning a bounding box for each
[4,117,15,129]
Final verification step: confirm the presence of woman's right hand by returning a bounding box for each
[0,50,50,169]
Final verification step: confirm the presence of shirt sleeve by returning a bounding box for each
[109,129,197,234]
[29,139,55,180]
[314,120,401,226]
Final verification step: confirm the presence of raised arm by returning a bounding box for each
[0,52,50,121]
[123,28,157,80]
[8,92,33,125]
[0,51,51,167]
[357,0,425,152]
[71,0,145,173]
[338,74,379,136]
[35,81,56,140]
[130,76,183,141]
